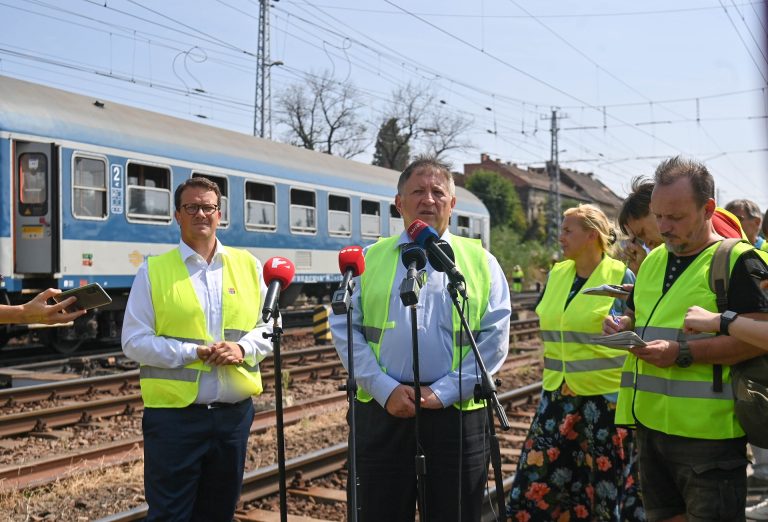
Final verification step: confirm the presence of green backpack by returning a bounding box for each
[710,238,768,449]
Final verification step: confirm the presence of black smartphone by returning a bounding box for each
[52,283,112,313]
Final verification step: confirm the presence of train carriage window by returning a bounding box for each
[192,172,229,227]
[73,155,107,219]
[389,204,404,236]
[126,162,172,224]
[361,199,380,238]
[457,215,471,238]
[328,194,351,237]
[245,181,276,231]
[472,218,483,239]
[18,153,48,216]
[290,188,316,234]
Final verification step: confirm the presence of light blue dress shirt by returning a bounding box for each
[330,231,511,408]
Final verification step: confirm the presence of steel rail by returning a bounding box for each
[90,383,542,522]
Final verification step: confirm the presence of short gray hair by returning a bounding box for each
[725,199,762,220]
[397,156,455,196]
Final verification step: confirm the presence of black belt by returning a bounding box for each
[188,398,250,410]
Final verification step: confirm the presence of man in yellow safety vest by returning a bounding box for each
[604,157,768,522]
[122,177,274,521]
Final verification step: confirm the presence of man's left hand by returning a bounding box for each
[629,339,677,368]
[205,341,245,366]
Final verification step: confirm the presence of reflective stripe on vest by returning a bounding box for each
[141,246,263,408]
[616,240,754,439]
[619,371,735,399]
[536,256,628,395]
[358,235,491,410]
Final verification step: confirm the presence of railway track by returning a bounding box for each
[0,351,540,477]
[0,393,347,491]
[0,317,543,520]
[0,330,540,437]
[92,382,543,522]
[0,307,322,367]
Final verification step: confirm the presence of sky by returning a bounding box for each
[2,0,767,212]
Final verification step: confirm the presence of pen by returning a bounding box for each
[610,310,621,326]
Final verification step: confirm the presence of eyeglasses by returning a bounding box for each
[180,204,219,215]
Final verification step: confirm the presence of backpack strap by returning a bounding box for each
[708,238,744,392]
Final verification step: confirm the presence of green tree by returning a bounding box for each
[489,225,558,290]
[465,170,525,232]
[372,118,410,170]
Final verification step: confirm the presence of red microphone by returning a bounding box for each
[338,245,365,277]
[332,246,365,315]
[262,256,296,323]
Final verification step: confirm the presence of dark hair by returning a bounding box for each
[397,156,454,195]
[653,156,714,208]
[618,176,654,235]
[174,177,221,211]
[725,199,762,220]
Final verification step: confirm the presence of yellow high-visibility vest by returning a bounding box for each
[358,235,491,410]
[140,246,263,407]
[536,256,628,395]
[616,240,755,439]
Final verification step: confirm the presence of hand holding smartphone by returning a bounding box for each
[52,283,112,313]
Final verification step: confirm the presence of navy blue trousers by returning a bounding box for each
[142,399,254,522]
[350,400,490,522]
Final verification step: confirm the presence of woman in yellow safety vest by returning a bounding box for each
[507,204,645,521]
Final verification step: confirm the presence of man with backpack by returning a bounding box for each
[603,157,768,522]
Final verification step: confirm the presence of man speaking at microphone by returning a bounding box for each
[330,156,511,522]
[122,177,274,522]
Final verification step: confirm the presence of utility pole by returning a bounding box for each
[546,109,565,247]
[254,0,278,138]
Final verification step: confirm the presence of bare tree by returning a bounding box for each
[276,71,367,159]
[421,111,473,159]
[377,82,473,162]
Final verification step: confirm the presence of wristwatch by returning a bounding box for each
[675,339,693,368]
[720,310,738,336]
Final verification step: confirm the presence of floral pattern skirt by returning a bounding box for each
[507,383,645,522]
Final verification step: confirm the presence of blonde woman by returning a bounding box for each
[508,204,644,521]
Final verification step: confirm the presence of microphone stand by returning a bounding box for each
[263,312,288,522]
[400,271,427,521]
[332,278,360,522]
[447,282,509,521]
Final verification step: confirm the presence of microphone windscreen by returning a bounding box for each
[338,245,365,276]
[407,219,439,247]
[427,239,455,272]
[401,243,427,270]
[263,256,296,288]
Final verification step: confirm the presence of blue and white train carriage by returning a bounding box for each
[0,75,490,351]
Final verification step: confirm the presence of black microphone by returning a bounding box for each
[407,220,467,298]
[402,243,427,275]
[399,243,427,306]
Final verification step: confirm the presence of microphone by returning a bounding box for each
[426,239,454,270]
[331,246,365,315]
[261,256,296,323]
[399,243,427,306]
[407,219,467,298]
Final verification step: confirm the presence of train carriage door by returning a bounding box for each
[14,141,58,274]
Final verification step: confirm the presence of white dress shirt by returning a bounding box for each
[330,231,511,408]
[122,239,274,404]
